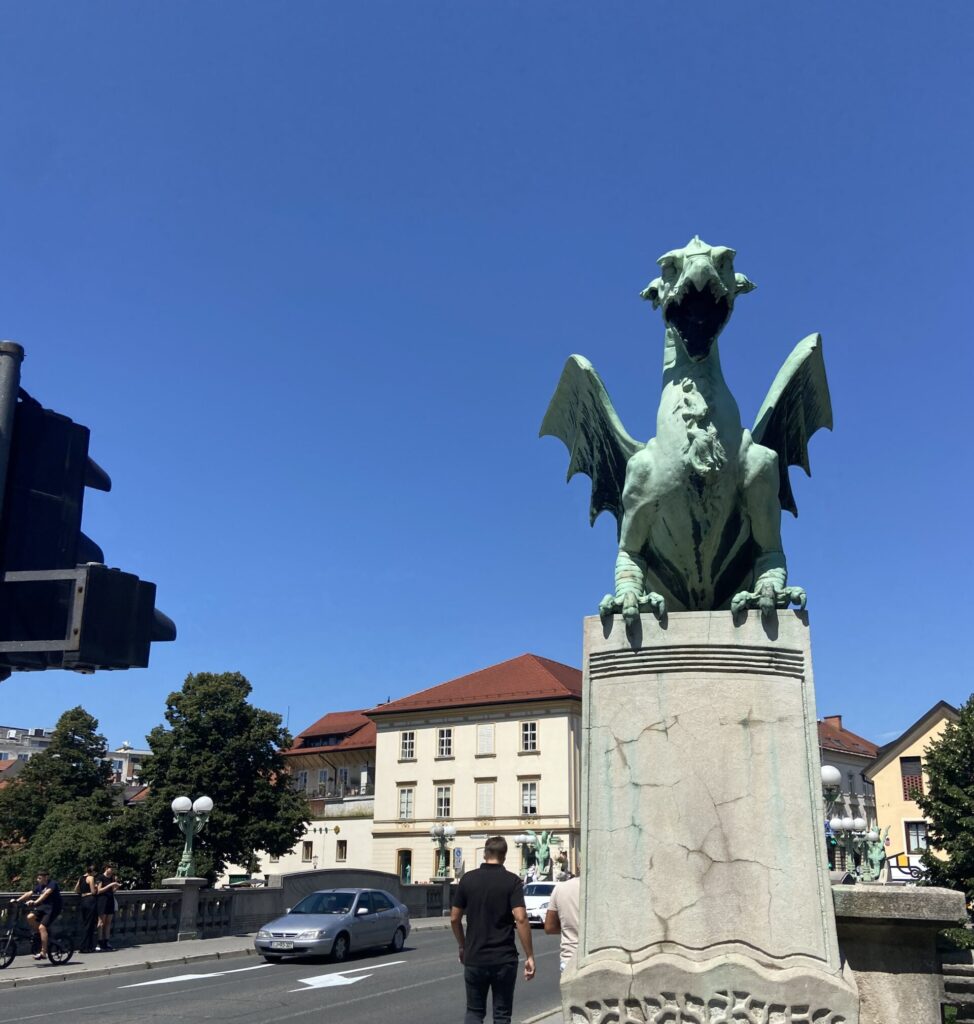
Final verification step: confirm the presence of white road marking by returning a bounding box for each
[289,959,406,992]
[119,962,269,988]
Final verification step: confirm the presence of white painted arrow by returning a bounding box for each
[290,959,406,992]
[120,963,269,988]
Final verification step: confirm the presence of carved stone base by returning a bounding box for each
[569,612,858,1022]
[562,954,859,1023]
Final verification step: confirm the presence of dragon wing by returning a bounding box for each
[539,354,641,536]
[751,333,833,517]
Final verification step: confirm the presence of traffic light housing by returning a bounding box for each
[0,388,175,673]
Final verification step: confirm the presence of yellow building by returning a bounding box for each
[864,700,958,878]
[368,654,582,884]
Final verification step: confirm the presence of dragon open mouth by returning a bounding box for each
[665,283,730,360]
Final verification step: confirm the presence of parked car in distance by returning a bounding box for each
[523,882,557,927]
[254,888,411,964]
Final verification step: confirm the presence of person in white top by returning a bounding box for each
[544,870,580,973]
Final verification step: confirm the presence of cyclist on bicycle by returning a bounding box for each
[11,870,62,960]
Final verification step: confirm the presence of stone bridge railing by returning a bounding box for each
[1,871,453,949]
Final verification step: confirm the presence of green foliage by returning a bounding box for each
[916,694,974,912]
[136,671,310,884]
[941,926,974,950]
[0,707,114,887]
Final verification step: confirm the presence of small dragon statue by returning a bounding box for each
[540,236,832,623]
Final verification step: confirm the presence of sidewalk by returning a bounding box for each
[0,916,452,988]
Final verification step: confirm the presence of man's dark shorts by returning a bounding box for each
[31,905,60,927]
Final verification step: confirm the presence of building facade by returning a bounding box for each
[368,654,582,884]
[221,709,377,884]
[864,700,959,877]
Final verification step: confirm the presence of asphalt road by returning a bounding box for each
[0,927,563,1024]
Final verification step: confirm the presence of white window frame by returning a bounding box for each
[398,786,414,820]
[521,780,538,815]
[521,721,538,752]
[400,731,415,760]
[436,785,452,818]
[438,728,453,758]
[301,841,313,862]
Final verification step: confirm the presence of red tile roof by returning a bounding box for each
[817,718,878,758]
[368,654,582,716]
[0,759,16,772]
[284,709,376,756]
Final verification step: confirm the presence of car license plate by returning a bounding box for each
[270,940,294,950]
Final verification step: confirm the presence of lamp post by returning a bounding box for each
[171,795,214,878]
[429,823,456,878]
[821,765,882,879]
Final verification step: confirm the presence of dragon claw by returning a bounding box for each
[599,591,666,622]
[731,583,807,618]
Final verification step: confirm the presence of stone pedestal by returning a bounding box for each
[833,884,967,1024]
[162,876,207,940]
[563,611,858,1022]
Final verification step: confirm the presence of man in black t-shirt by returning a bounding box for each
[450,836,535,1024]
[12,870,62,960]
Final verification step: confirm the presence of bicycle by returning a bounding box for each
[0,901,74,969]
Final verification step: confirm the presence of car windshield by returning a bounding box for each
[290,892,355,915]
[523,884,555,896]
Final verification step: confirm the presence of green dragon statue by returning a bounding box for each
[540,236,832,622]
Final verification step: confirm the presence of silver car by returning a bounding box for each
[254,888,411,964]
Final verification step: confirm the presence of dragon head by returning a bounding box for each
[640,237,756,360]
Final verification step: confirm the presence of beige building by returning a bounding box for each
[864,700,959,878]
[221,709,377,884]
[368,654,582,884]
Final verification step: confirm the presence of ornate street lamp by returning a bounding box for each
[429,823,456,878]
[171,795,214,878]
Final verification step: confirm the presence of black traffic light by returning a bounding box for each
[0,387,176,674]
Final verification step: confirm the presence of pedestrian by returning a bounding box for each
[11,869,62,959]
[74,862,99,953]
[450,835,535,1024]
[544,866,581,974]
[95,864,121,951]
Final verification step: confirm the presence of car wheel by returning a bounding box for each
[262,955,282,964]
[331,933,349,963]
[388,927,405,953]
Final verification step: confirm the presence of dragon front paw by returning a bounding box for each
[599,591,666,624]
[731,582,806,619]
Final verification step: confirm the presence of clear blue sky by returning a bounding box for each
[1,3,971,749]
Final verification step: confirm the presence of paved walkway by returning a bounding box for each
[0,916,453,989]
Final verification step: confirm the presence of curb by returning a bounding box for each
[0,917,452,989]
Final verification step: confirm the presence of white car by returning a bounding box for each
[523,882,556,927]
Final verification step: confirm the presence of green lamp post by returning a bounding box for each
[172,795,214,878]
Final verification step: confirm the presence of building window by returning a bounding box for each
[400,731,415,760]
[398,786,414,819]
[521,781,538,815]
[438,728,453,758]
[302,841,313,862]
[521,722,538,752]
[477,781,495,817]
[436,785,452,818]
[901,757,924,800]
[477,724,494,755]
[336,839,347,862]
[294,770,308,792]
[905,821,928,854]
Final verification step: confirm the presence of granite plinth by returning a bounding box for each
[563,611,858,1022]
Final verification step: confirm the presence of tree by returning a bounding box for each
[916,693,974,913]
[136,671,309,883]
[0,707,114,885]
